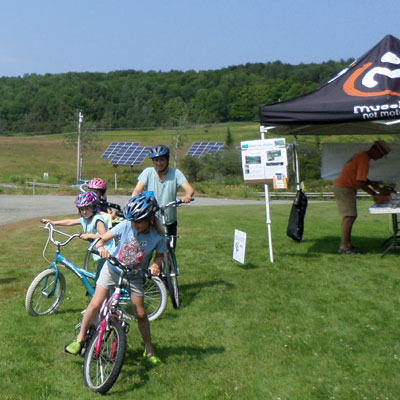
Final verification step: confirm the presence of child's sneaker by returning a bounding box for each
[143,351,161,365]
[64,340,82,355]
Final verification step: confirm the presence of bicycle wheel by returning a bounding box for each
[83,319,126,394]
[119,276,168,321]
[25,269,66,316]
[164,249,180,309]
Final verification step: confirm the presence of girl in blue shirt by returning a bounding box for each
[65,192,164,365]
[41,192,115,280]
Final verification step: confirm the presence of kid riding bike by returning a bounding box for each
[81,247,134,394]
[65,192,165,366]
[25,222,167,321]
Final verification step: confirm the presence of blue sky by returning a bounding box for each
[1,0,399,77]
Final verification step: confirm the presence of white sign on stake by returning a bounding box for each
[233,229,247,264]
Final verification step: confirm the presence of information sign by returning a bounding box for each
[232,229,247,264]
[240,138,288,185]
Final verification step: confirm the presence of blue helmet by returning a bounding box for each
[149,145,170,159]
[124,192,159,221]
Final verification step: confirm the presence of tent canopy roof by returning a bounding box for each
[260,35,400,135]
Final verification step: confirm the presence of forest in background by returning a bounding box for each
[0,59,352,134]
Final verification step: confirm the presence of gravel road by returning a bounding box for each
[0,195,278,226]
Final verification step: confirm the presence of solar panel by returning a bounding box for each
[101,142,140,159]
[101,142,150,166]
[185,142,225,158]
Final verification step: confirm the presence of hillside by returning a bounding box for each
[0,60,352,135]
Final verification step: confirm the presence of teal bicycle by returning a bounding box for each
[25,222,167,321]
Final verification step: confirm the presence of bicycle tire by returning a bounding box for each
[25,269,66,316]
[83,319,126,394]
[119,276,168,321]
[164,249,180,309]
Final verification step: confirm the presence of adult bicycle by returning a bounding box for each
[81,250,131,394]
[25,222,167,321]
[158,199,193,309]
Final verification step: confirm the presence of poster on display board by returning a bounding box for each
[240,138,288,186]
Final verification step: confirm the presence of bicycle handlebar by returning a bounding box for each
[89,238,131,272]
[40,222,80,246]
[158,198,194,212]
[98,199,124,217]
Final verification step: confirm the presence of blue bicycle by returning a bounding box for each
[25,222,167,321]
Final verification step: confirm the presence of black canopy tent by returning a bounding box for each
[259,34,400,187]
[260,34,400,136]
[258,35,400,245]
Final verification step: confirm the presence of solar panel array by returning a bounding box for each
[185,142,225,158]
[101,142,151,166]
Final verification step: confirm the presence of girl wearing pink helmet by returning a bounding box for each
[41,191,115,280]
[88,177,116,227]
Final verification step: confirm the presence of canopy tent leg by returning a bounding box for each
[293,135,301,191]
[260,125,274,263]
[264,183,274,263]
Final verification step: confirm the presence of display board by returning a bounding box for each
[240,138,288,185]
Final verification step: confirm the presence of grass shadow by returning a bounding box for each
[114,344,226,394]
[0,278,15,285]
[305,235,393,256]
[179,280,234,307]
[238,263,258,270]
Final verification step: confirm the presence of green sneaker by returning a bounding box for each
[65,340,82,355]
[143,351,161,365]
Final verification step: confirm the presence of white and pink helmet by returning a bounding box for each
[88,177,107,191]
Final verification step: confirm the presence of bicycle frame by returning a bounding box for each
[158,199,192,267]
[157,199,193,309]
[91,258,130,357]
[40,223,97,298]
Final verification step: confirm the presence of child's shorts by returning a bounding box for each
[96,264,144,297]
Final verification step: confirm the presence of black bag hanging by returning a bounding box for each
[287,189,308,242]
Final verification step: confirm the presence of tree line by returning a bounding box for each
[0,59,352,134]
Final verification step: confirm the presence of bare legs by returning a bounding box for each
[340,215,357,250]
[76,287,155,357]
[131,294,155,356]
[77,286,108,343]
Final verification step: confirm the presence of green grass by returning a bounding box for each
[0,122,261,194]
[1,122,395,197]
[1,201,400,399]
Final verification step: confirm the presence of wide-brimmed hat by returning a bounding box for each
[373,140,391,156]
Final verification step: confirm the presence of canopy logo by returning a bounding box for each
[343,51,400,97]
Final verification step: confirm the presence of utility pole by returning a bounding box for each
[77,111,83,181]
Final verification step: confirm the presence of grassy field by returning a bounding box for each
[0,122,261,194]
[1,122,396,199]
[1,201,400,399]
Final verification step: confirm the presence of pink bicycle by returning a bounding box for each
[82,248,132,394]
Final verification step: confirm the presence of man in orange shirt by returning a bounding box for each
[333,140,391,254]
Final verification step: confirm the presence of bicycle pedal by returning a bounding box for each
[123,322,130,334]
